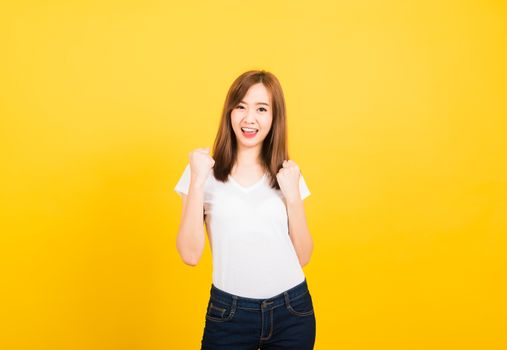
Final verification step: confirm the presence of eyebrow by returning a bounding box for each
[239,100,270,106]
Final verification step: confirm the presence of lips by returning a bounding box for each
[241,127,258,138]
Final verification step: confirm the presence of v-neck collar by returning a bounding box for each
[228,173,267,193]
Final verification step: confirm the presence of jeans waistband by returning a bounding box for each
[209,278,310,310]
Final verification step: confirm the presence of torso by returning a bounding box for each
[201,167,306,298]
[229,164,265,188]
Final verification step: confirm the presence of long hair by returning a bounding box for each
[212,70,289,190]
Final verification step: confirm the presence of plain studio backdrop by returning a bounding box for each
[0,1,506,349]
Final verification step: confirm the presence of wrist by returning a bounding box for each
[285,195,303,205]
[190,174,207,188]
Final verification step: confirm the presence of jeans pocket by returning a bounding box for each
[206,296,237,322]
[286,290,314,317]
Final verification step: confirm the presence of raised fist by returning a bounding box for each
[188,147,215,186]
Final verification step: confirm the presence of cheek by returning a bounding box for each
[262,115,273,131]
[230,110,242,125]
[229,113,239,127]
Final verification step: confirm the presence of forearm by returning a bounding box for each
[176,180,206,265]
[286,197,313,266]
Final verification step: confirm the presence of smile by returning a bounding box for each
[241,127,258,138]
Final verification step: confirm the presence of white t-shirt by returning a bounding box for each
[174,163,311,298]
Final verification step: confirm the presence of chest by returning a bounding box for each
[204,181,288,227]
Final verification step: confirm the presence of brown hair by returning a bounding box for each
[211,70,290,190]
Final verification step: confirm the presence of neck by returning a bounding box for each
[235,144,262,169]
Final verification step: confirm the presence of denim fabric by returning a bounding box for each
[201,278,316,350]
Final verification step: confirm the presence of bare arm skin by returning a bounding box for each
[175,147,214,266]
[286,197,314,267]
[175,180,206,266]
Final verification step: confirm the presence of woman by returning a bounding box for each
[174,70,316,350]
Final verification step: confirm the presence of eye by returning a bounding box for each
[258,107,267,112]
[236,105,245,109]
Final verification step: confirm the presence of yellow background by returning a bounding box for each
[1,1,506,349]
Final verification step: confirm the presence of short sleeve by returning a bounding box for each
[299,174,311,200]
[174,163,191,197]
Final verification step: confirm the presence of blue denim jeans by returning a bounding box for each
[201,278,316,350]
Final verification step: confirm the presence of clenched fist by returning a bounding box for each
[189,147,215,187]
[276,159,301,203]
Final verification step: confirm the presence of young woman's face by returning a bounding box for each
[230,82,273,148]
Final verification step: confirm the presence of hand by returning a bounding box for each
[276,159,301,202]
[188,147,215,186]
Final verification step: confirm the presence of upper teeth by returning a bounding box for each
[242,127,258,132]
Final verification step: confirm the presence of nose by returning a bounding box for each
[244,109,256,123]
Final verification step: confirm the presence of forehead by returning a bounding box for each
[242,83,271,103]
